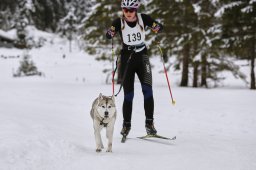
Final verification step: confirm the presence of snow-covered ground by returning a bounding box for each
[0,37,256,170]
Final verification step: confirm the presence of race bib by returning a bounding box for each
[121,13,145,46]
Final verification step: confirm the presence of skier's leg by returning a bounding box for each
[137,53,157,135]
[120,50,135,135]
[137,54,154,120]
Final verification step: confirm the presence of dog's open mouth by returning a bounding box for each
[104,116,109,118]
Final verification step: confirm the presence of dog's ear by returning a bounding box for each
[111,95,115,102]
[98,93,103,99]
[99,93,102,98]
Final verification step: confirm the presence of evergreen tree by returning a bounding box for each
[60,10,78,52]
[17,0,35,25]
[60,0,96,50]
[13,53,42,77]
[83,0,121,58]
[0,0,67,32]
[148,0,197,87]
[0,0,16,30]
[64,0,95,35]
[32,0,66,32]
[218,0,256,89]
[191,0,222,88]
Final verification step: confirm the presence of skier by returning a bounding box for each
[106,0,163,139]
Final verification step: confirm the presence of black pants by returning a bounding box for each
[120,48,154,125]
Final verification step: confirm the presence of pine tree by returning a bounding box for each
[148,0,197,87]
[13,53,42,77]
[83,0,121,58]
[0,0,16,30]
[191,0,222,88]
[218,0,256,89]
[60,0,96,50]
[63,0,95,35]
[32,0,66,31]
[59,10,78,52]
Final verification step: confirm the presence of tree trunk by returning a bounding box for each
[180,43,190,87]
[201,54,208,87]
[193,61,199,88]
[250,35,256,89]
[192,30,199,88]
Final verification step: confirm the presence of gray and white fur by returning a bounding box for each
[90,93,117,152]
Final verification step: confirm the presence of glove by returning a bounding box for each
[107,26,116,38]
[151,22,161,33]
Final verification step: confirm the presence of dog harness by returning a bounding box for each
[100,118,109,127]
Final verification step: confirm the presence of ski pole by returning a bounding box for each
[157,43,176,105]
[111,38,115,96]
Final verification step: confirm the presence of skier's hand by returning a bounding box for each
[107,26,116,38]
[151,22,161,33]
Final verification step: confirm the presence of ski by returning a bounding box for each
[137,134,176,141]
[122,134,176,143]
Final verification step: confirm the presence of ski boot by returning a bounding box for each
[121,122,131,143]
[145,119,157,135]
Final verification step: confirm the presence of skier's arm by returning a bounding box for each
[141,13,163,33]
[106,19,121,39]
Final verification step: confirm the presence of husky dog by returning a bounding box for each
[90,93,117,152]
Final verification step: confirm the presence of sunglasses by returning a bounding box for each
[123,8,137,13]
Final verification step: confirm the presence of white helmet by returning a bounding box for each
[121,0,141,9]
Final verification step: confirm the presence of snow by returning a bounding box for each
[241,6,253,13]
[0,29,16,40]
[192,3,201,14]
[25,0,35,12]
[215,1,243,17]
[1,33,256,170]
[250,0,256,4]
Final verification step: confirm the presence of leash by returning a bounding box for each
[115,51,134,97]
[111,38,115,96]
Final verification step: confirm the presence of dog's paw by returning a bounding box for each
[106,148,112,152]
[96,148,102,152]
